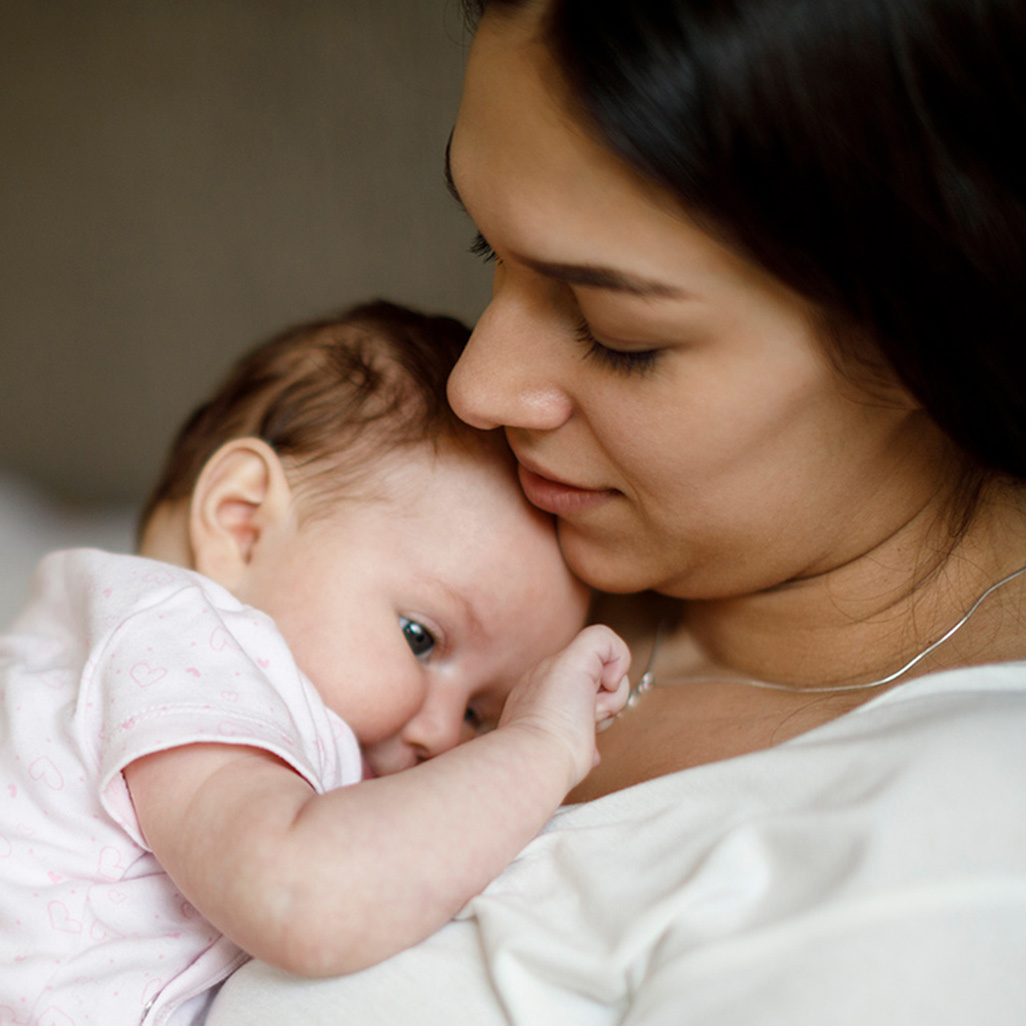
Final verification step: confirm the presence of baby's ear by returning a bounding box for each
[189,438,294,591]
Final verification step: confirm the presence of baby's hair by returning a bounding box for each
[138,300,474,536]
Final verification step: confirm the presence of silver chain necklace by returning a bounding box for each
[604,563,1026,725]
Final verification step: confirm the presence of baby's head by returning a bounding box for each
[140,301,589,773]
[139,300,475,541]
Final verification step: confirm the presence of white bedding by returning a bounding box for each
[0,473,137,629]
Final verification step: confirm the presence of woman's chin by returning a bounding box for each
[556,524,667,596]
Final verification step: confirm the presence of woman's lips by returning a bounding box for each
[517,464,615,516]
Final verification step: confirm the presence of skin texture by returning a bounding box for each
[124,436,632,974]
[445,6,1026,800]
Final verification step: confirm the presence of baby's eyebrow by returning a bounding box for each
[416,572,486,641]
[449,586,485,641]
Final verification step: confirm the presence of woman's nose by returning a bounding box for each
[447,286,574,433]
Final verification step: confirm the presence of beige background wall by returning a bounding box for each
[0,0,490,508]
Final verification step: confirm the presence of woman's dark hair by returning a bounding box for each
[465,0,1026,482]
[139,300,473,534]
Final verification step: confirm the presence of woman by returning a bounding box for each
[209,1,1026,1022]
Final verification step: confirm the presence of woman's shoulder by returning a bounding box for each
[555,659,1026,831]
[824,658,1026,768]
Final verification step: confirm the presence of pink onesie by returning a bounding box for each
[0,549,362,1025]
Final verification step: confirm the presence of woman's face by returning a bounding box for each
[447,9,944,599]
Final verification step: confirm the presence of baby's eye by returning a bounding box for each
[463,705,494,736]
[400,616,435,659]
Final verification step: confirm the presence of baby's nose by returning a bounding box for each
[401,701,467,761]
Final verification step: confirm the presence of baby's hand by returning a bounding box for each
[498,624,631,789]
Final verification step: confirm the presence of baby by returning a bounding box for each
[0,301,630,1024]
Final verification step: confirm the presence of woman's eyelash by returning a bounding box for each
[466,238,657,375]
[469,232,497,263]
[574,318,658,375]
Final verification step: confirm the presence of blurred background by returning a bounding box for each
[0,0,491,623]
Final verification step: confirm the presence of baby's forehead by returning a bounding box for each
[376,443,588,639]
[398,431,520,490]
[381,438,557,538]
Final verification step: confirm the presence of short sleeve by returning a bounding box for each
[78,579,362,847]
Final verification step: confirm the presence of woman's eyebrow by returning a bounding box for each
[518,258,684,298]
[444,131,685,299]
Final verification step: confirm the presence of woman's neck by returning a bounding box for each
[674,478,1026,690]
[573,480,1026,801]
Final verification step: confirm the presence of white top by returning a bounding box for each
[209,661,1026,1025]
[0,549,362,1026]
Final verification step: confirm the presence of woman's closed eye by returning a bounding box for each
[574,317,659,376]
[472,231,660,376]
[400,616,436,659]
[469,231,498,264]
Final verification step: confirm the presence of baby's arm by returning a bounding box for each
[124,624,630,977]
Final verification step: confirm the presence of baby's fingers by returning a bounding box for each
[595,672,631,724]
[578,623,632,693]
[574,623,631,727]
